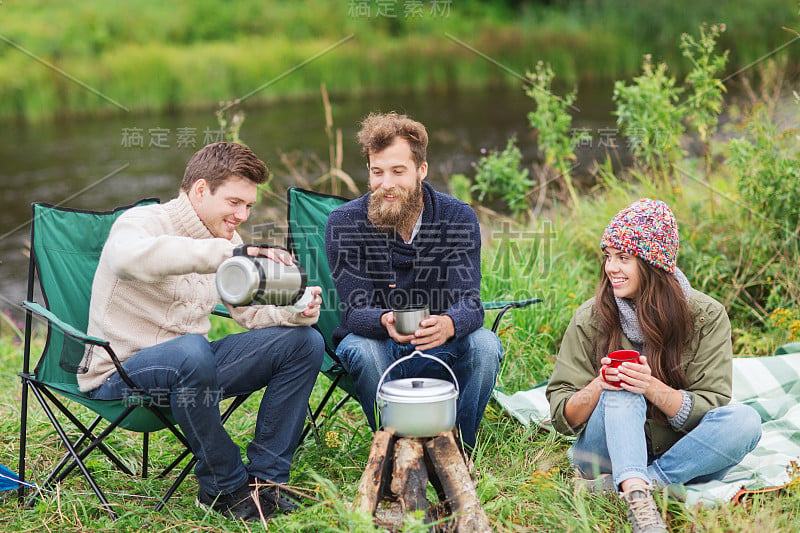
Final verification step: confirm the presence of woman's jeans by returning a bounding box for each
[572,390,762,489]
[91,326,323,495]
[336,327,502,450]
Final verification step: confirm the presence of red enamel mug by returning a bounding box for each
[601,350,640,384]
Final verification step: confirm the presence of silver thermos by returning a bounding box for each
[216,244,307,307]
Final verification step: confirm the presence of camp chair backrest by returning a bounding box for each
[286,188,348,354]
[29,200,158,385]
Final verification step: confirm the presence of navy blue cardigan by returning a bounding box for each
[325,181,484,346]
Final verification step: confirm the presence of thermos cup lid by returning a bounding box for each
[216,256,261,305]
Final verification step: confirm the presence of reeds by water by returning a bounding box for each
[0,0,795,121]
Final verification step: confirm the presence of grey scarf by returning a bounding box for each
[616,267,692,351]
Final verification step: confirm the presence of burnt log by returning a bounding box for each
[355,430,396,514]
[424,432,493,533]
[390,437,431,516]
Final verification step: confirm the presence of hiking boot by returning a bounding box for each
[574,472,616,494]
[196,481,275,522]
[621,482,669,533]
[251,476,301,514]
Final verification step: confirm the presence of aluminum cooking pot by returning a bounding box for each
[216,244,307,307]
[376,350,459,438]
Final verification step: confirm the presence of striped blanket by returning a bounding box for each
[493,353,800,506]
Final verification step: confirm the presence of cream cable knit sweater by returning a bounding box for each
[78,192,316,392]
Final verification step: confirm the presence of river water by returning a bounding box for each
[0,84,622,316]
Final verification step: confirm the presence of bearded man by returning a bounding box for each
[324,112,502,450]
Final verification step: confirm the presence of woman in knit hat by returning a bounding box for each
[546,199,761,532]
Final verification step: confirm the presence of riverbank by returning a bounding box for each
[0,0,796,121]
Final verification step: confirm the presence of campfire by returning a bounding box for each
[355,430,492,532]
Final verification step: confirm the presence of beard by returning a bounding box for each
[367,180,423,235]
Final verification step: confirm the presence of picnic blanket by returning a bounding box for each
[493,353,800,506]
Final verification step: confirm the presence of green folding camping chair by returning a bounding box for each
[18,200,248,519]
[286,187,542,441]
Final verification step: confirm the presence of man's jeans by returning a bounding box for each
[336,327,502,449]
[572,390,762,488]
[91,326,323,495]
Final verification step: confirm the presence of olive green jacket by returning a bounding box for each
[545,289,732,457]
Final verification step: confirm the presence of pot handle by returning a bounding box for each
[375,350,460,399]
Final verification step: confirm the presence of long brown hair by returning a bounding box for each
[595,258,693,393]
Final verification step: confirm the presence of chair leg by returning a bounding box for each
[328,394,353,421]
[301,373,345,443]
[17,378,29,505]
[39,387,135,476]
[22,378,252,518]
[47,412,136,491]
[159,448,191,479]
[156,456,197,512]
[44,418,104,487]
[156,394,251,512]
[25,384,118,520]
[47,414,135,484]
[19,263,35,505]
[301,393,354,443]
[142,433,149,478]
[159,394,250,478]
[306,404,323,446]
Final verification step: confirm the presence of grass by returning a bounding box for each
[2,169,800,530]
[0,0,796,121]
[3,41,800,523]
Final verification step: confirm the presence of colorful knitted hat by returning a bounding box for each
[600,198,679,273]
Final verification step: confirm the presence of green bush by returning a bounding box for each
[613,23,729,189]
[681,23,729,175]
[728,105,800,240]
[471,137,534,221]
[525,61,587,205]
[613,56,685,182]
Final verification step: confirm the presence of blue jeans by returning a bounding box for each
[91,326,323,495]
[336,327,502,449]
[572,390,762,489]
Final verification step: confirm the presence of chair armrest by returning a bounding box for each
[22,301,109,347]
[22,301,141,391]
[482,297,542,311]
[482,297,543,334]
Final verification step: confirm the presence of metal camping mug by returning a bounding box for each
[216,244,307,306]
[392,305,430,336]
[375,350,460,438]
